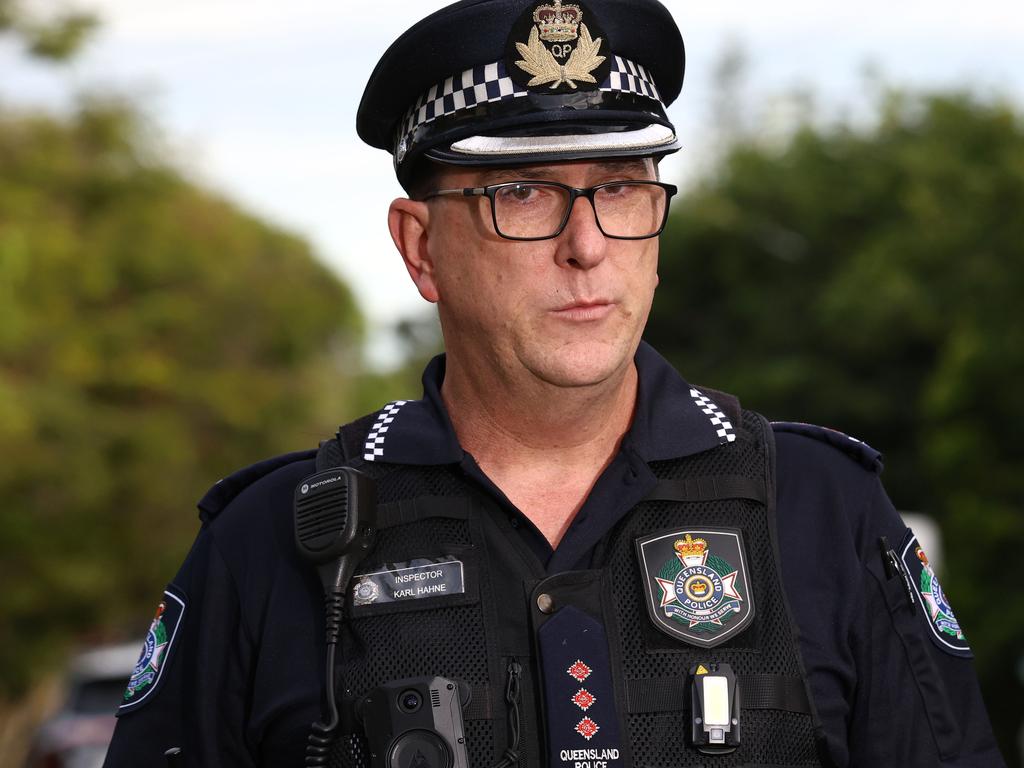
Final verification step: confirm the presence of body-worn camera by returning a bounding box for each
[357,676,469,768]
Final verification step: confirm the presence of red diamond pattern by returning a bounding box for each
[575,716,600,740]
[567,659,592,682]
[572,688,596,711]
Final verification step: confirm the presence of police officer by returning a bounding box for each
[104,1,1006,766]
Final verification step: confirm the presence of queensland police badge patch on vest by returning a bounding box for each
[635,529,754,647]
[119,586,186,713]
[900,534,972,657]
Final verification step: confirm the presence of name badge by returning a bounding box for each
[352,556,465,606]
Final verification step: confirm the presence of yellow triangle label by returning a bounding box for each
[695,664,709,675]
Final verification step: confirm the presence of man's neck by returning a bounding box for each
[442,354,637,458]
[440,354,639,546]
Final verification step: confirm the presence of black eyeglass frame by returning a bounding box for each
[422,180,678,241]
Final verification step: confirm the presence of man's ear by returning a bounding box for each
[388,198,439,303]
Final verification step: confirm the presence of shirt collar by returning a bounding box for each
[362,341,735,466]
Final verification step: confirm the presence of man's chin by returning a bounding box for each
[520,338,637,390]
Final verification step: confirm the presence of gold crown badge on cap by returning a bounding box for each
[533,1,581,42]
[508,0,608,91]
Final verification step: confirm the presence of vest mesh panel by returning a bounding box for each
[603,411,819,766]
[328,410,821,767]
[331,465,500,768]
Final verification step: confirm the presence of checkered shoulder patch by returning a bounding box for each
[690,388,736,444]
[363,401,410,462]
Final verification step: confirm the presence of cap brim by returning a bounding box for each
[451,123,676,156]
[424,123,681,167]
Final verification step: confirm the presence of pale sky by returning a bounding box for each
[5,1,1024,365]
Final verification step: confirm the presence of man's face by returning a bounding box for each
[418,157,661,390]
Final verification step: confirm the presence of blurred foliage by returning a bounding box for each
[349,313,443,414]
[0,98,365,695]
[0,0,98,61]
[649,90,1024,762]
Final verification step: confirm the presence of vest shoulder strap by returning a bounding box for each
[643,407,771,504]
[314,413,379,471]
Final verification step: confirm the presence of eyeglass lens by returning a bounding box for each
[492,182,667,239]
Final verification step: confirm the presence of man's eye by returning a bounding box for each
[497,184,543,204]
[602,183,639,197]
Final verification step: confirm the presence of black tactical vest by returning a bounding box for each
[321,407,826,768]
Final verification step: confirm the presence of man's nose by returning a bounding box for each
[555,194,608,269]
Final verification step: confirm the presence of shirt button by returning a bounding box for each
[509,517,520,529]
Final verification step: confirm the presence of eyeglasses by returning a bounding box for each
[422,180,678,241]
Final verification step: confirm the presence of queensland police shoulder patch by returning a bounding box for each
[900,534,972,658]
[635,528,754,647]
[119,586,186,713]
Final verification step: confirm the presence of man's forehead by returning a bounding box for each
[448,157,657,184]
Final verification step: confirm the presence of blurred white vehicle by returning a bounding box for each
[25,643,138,768]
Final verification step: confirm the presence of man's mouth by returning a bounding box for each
[551,299,616,321]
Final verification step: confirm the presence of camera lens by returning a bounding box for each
[398,689,422,713]
[388,730,451,768]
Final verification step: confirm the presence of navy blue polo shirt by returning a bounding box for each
[367,342,735,573]
[104,342,1004,768]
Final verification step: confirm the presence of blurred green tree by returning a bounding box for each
[0,0,98,61]
[649,90,1024,762]
[0,98,364,694]
[1,2,369,700]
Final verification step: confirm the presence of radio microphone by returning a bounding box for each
[294,466,377,766]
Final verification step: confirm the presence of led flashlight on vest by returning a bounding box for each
[690,662,741,754]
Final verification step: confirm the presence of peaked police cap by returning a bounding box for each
[357,0,685,191]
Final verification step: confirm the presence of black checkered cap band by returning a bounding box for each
[396,54,664,159]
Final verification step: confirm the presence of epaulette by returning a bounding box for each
[771,421,883,473]
[197,449,316,522]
